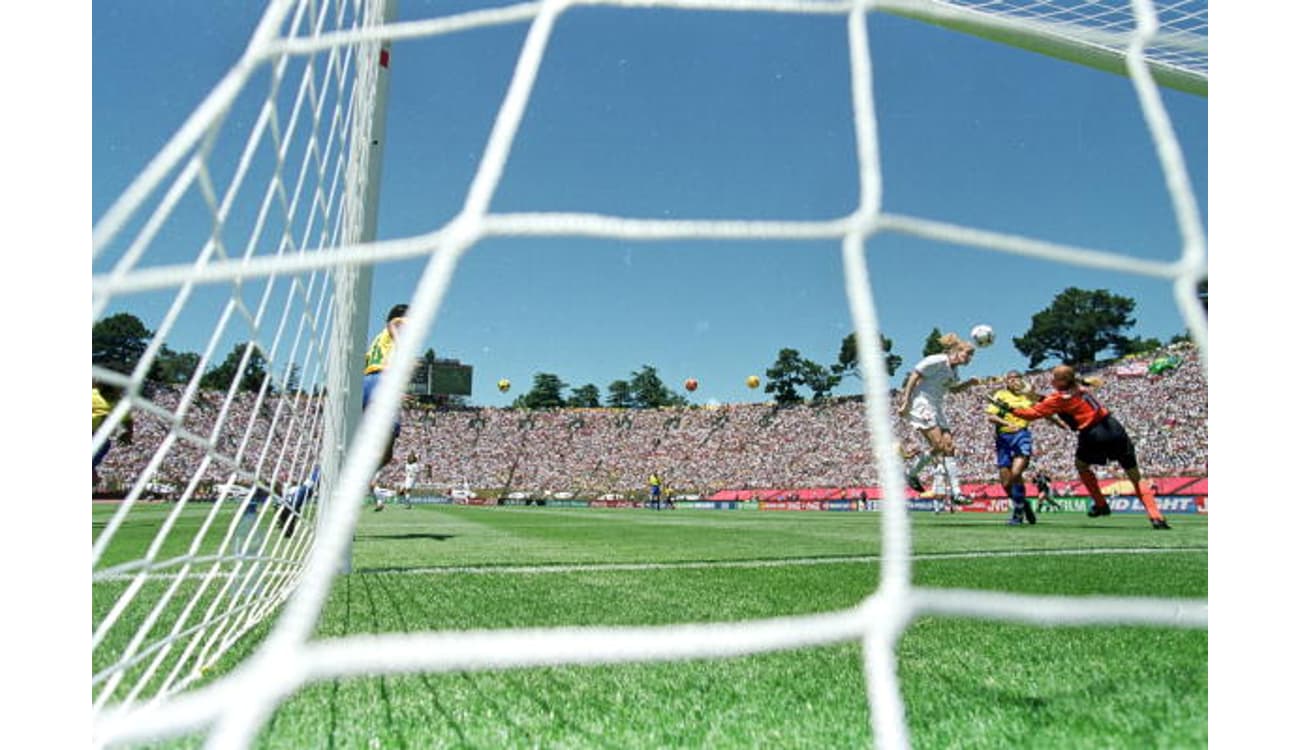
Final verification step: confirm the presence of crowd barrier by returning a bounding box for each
[437,475,1208,515]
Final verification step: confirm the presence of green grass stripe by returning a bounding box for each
[95,506,1206,748]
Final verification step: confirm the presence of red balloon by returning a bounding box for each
[684,378,698,392]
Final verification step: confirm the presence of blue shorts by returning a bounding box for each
[362,372,402,439]
[994,430,1033,468]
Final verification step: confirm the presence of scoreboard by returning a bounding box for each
[407,359,472,397]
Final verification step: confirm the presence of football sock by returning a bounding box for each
[907,452,934,480]
[942,457,962,496]
[929,468,946,496]
[1078,468,1107,508]
[1136,483,1164,521]
[1010,481,1026,512]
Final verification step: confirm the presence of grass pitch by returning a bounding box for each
[95,504,1208,748]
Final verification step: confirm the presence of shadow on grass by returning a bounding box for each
[504,667,620,748]
[355,533,457,541]
[330,575,352,750]
[356,574,401,746]
[982,688,1051,712]
[370,573,473,747]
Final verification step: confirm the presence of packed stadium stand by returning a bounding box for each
[95,346,1205,500]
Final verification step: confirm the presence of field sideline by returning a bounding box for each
[94,505,1208,748]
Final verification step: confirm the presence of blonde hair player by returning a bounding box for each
[898,333,981,508]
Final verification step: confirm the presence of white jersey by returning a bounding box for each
[402,461,421,489]
[907,354,958,430]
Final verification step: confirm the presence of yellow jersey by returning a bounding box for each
[986,388,1034,433]
[92,387,111,432]
[363,329,395,375]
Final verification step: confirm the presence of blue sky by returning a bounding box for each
[91,1,1208,408]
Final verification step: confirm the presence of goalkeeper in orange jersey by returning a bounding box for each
[995,365,1170,530]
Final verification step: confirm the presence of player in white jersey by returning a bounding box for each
[399,452,422,510]
[897,332,980,506]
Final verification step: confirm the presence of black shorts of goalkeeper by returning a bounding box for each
[1075,414,1138,470]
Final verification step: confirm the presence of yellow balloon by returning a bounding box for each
[746,375,760,388]
[497,379,511,392]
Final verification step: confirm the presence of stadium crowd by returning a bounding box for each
[95,345,1206,499]
[95,386,327,499]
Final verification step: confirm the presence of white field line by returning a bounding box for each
[96,546,1205,581]
[378,546,1205,575]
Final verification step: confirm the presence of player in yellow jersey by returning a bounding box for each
[363,304,407,511]
[985,370,1063,525]
[92,383,134,489]
[92,387,111,433]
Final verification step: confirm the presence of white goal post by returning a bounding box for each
[91,1,1208,748]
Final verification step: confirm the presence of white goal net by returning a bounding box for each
[91,1,1208,747]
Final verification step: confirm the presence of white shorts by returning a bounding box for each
[908,400,948,432]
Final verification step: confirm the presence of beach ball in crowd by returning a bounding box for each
[746,375,761,389]
[684,378,698,392]
[497,378,511,393]
[970,324,995,348]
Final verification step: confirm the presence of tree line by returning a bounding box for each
[92,312,284,394]
[93,286,1202,405]
[503,287,1200,409]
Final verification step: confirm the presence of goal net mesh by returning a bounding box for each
[91,1,1208,747]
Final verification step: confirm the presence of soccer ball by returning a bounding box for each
[497,378,511,393]
[970,324,995,348]
[684,378,698,392]
[746,375,760,389]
